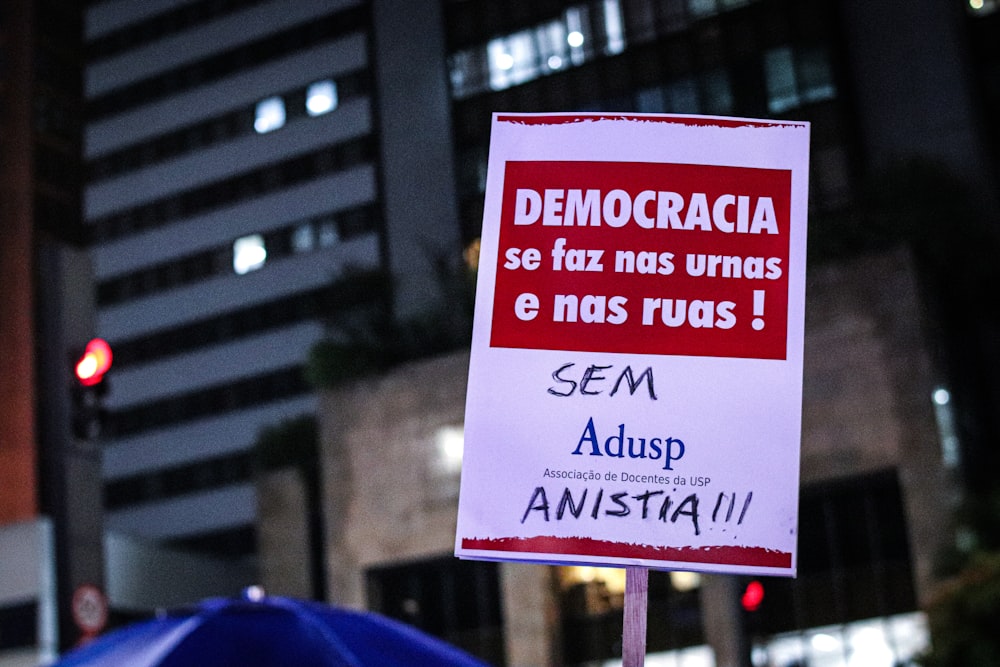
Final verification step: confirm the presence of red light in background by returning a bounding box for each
[741,580,765,612]
[75,338,112,386]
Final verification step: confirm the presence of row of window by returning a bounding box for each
[110,271,387,369]
[91,134,375,242]
[451,13,834,115]
[447,0,771,99]
[87,5,368,119]
[88,69,368,182]
[97,203,380,306]
[449,1,626,99]
[109,366,308,438]
[86,0,268,60]
[104,450,254,510]
[453,38,840,232]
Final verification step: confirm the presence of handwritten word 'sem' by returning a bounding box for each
[548,363,656,399]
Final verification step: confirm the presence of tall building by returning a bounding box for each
[83,0,460,567]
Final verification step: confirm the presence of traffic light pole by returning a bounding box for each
[35,240,108,651]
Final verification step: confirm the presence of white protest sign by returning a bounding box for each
[455,113,809,576]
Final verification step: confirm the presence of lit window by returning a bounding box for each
[565,7,587,65]
[448,1,626,99]
[603,0,625,55]
[233,234,267,274]
[435,426,465,476]
[254,97,285,134]
[428,425,465,502]
[317,219,339,247]
[932,385,961,468]
[291,224,314,253]
[968,0,995,11]
[306,80,338,116]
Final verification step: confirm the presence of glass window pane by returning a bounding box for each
[637,86,667,113]
[291,224,314,252]
[701,68,733,115]
[254,97,285,134]
[665,77,700,114]
[800,47,837,103]
[687,0,718,18]
[318,219,339,247]
[764,46,799,113]
[233,234,267,274]
[603,0,626,55]
[306,80,338,116]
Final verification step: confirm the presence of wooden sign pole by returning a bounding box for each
[622,566,649,667]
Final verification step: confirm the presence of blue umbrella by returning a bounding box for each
[50,592,492,667]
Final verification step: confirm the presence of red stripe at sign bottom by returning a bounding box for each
[461,536,792,569]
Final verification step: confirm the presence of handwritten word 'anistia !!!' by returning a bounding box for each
[520,486,754,537]
[514,189,779,234]
[572,417,685,470]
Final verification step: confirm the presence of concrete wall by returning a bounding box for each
[801,248,954,606]
[318,351,470,608]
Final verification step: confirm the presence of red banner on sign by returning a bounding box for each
[490,160,792,360]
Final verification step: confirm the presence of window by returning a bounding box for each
[291,224,314,253]
[367,557,504,665]
[233,234,266,274]
[701,68,734,115]
[665,77,701,114]
[448,1,626,99]
[764,47,798,114]
[254,96,285,133]
[560,566,704,663]
[967,0,998,15]
[317,218,340,247]
[428,425,464,503]
[306,80,338,116]
[764,45,836,114]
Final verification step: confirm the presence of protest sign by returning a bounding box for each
[456,113,810,576]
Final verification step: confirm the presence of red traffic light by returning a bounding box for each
[75,338,113,386]
[741,580,765,612]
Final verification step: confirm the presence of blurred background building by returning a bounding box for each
[2,0,999,665]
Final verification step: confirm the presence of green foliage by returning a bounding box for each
[305,255,476,389]
[253,414,318,472]
[921,551,1000,667]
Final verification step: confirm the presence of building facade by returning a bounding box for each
[83,0,460,569]
[80,0,999,648]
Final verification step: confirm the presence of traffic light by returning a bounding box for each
[741,580,765,612]
[74,338,112,386]
[72,339,112,440]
